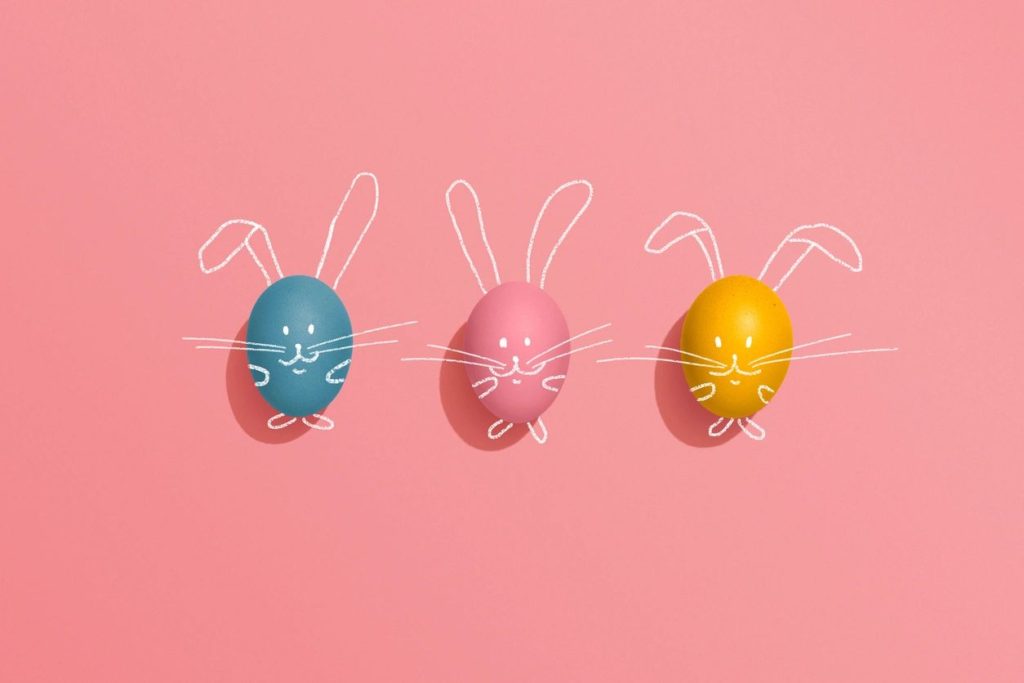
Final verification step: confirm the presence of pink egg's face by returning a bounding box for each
[463,282,571,423]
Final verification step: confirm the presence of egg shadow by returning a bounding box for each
[225,320,311,444]
[438,323,528,450]
[654,312,738,447]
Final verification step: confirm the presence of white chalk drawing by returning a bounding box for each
[601,213,897,441]
[403,178,609,445]
[759,223,862,292]
[301,414,335,431]
[315,172,380,291]
[526,180,595,289]
[326,359,351,385]
[186,172,416,433]
[527,418,549,445]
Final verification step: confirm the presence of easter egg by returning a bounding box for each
[246,275,353,417]
[681,275,792,418]
[463,281,571,423]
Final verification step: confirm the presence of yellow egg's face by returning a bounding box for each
[681,275,793,418]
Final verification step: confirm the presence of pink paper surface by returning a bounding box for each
[2,2,1021,680]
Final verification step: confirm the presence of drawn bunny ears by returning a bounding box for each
[198,172,380,290]
[445,178,594,293]
[644,211,863,290]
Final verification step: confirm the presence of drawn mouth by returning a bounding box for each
[730,379,741,385]
[292,368,307,375]
[279,351,320,366]
[490,361,545,379]
[512,378,522,385]
[707,358,762,378]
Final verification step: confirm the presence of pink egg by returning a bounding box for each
[463,282,571,423]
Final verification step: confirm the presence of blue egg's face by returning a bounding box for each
[246,275,353,416]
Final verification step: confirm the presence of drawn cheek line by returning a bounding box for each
[248,364,270,387]
[472,376,498,399]
[707,365,762,377]
[541,374,566,392]
[689,382,715,402]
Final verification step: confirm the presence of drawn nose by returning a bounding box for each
[732,353,738,364]
[295,343,303,354]
[511,354,520,366]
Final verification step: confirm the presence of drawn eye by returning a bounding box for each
[499,337,508,349]
[714,336,722,348]
[524,336,532,347]
[282,325,290,336]
[308,323,315,335]
[745,335,752,349]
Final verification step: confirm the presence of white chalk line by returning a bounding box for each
[526,322,611,366]
[248,364,270,387]
[446,179,501,295]
[644,211,724,281]
[749,332,853,364]
[426,344,506,367]
[401,357,503,369]
[707,355,762,377]
[326,359,351,384]
[267,413,298,430]
[738,418,766,441]
[525,179,594,289]
[302,414,335,430]
[541,374,566,392]
[315,171,380,291]
[708,417,734,438]
[472,376,498,399]
[183,337,286,349]
[758,224,863,291]
[596,356,723,369]
[689,382,716,402]
[194,346,284,353]
[314,339,399,354]
[199,219,284,287]
[527,418,548,444]
[307,320,418,350]
[488,419,514,440]
[644,345,727,367]
[528,338,612,367]
[752,346,899,368]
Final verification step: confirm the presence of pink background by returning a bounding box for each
[2,1,1022,680]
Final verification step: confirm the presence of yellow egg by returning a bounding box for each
[681,275,793,418]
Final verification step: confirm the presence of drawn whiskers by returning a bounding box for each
[401,343,505,370]
[747,332,897,368]
[312,339,401,354]
[183,336,286,353]
[528,337,614,368]
[751,346,898,368]
[748,332,852,364]
[526,322,611,367]
[307,320,418,350]
[425,344,506,367]
[642,345,727,368]
[595,354,725,369]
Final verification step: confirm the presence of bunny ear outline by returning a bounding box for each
[445,178,502,295]
[315,171,381,291]
[758,223,862,291]
[525,179,594,290]
[644,211,724,282]
[198,219,285,287]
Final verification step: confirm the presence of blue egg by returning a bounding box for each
[246,275,353,417]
